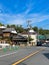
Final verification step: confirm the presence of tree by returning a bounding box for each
[16,25,24,33]
[0,22,4,26]
[27,36,34,44]
[33,26,38,32]
[7,24,10,28]
[39,28,43,34]
[6,24,25,33]
[29,36,34,41]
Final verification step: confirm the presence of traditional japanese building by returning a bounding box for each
[0,26,27,46]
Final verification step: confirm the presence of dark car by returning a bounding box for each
[37,41,42,46]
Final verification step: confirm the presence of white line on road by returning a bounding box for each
[0,51,18,58]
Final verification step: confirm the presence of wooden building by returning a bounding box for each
[0,26,27,46]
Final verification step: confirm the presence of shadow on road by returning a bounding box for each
[43,53,49,59]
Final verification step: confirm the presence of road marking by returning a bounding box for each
[0,51,18,58]
[12,48,45,65]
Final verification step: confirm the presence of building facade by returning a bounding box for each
[21,29,37,46]
[0,26,27,46]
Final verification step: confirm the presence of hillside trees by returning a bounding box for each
[0,22,49,34]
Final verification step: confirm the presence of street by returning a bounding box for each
[0,46,49,65]
[17,46,49,65]
[0,0,49,65]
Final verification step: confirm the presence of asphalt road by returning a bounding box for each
[0,46,49,65]
[17,47,49,65]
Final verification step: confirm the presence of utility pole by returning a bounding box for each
[27,20,31,44]
[38,28,39,42]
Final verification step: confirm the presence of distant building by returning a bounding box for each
[0,26,27,48]
[45,34,49,43]
[21,29,37,46]
[0,26,6,29]
[29,29,37,46]
[0,26,37,47]
[45,34,49,41]
[37,35,46,41]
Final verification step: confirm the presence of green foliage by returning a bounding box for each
[0,22,49,35]
[15,25,24,33]
[33,26,38,32]
[0,22,4,26]
[7,24,25,33]
[39,28,44,35]
[39,28,49,35]
[7,24,10,28]
[29,36,34,42]
[29,36,34,41]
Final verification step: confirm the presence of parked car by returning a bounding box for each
[37,41,42,46]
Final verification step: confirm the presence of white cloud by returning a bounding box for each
[0,13,25,25]
[0,0,49,29]
[22,1,35,15]
[26,14,49,23]
[0,12,49,26]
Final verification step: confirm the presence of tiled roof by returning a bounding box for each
[0,26,6,29]
[13,34,27,39]
[21,29,37,34]
[3,28,17,34]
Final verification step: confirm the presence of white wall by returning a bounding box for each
[21,34,28,37]
[0,43,10,48]
[30,34,37,45]
[21,34,37,45]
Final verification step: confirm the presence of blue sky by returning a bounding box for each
[0,0,49,29]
